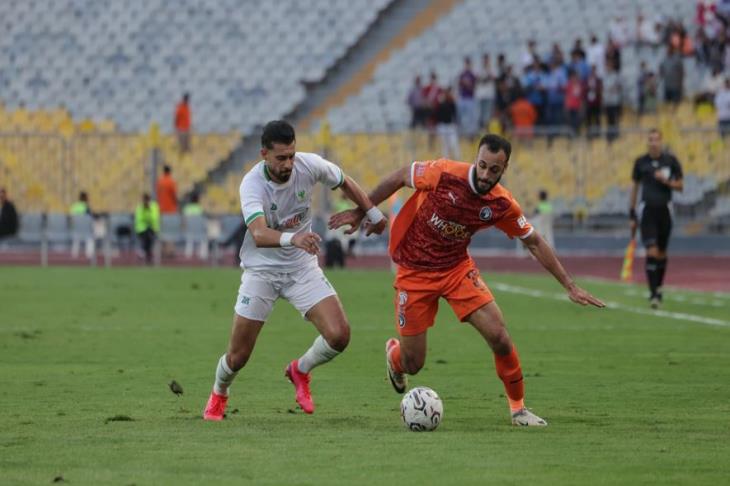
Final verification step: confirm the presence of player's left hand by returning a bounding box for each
[328,209,365,235]
[567,284,605,308]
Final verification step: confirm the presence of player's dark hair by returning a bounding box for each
[478,134,512,162]
[648,128,662,138]
[261,120,295,149]
[163,165,172,174]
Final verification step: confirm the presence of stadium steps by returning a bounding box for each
[295,0,459,130]
[195,0,439,201]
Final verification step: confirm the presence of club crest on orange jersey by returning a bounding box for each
[479,207,492,221]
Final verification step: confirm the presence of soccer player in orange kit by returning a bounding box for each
[329,134,605,426]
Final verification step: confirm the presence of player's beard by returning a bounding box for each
[472,170,500,195]
[268,165,292,183]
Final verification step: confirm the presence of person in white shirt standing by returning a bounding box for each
[203,120,387,420]
[715,77,730,137]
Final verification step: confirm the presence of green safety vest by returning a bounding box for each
[183,203,203,216]
[135,201,160,233]
[69,201,88,215]
[537,201,553,215]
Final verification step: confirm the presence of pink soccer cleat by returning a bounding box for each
[203,390,228,421]
[285,359,314,414]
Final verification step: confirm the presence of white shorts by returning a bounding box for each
[234,264,337,322]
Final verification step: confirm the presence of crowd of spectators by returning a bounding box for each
[407,2,730,153]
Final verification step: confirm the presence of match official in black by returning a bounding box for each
[629,129,684,308]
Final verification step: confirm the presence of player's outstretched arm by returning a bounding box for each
[522,232,606,308]
[328,166,411,234]
[338,175,387,236]
[247,216,321,255]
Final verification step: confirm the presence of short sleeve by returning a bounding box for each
[631,158,641,182]
[410,159,449,191]
[301,153,344,190]
[495,198,534,240]
[240,178,265,226]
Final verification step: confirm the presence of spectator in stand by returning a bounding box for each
[609,15,631,48]
[0,187,19,240]
[457,56,479,139]
[637,61,652,116]
[570,38,586,59]
[715,77,730,136]
[547,42,565,67]
[174,93,192,155]
[660,45,685,108]
[587,34,606,76]
[522,61,546,125]
[603,60,623,142]
[521,40,539,69]
[605,38,622,72]
[503,65,523,103]
[564,69,584,135]
[643,72,659,114]
[407,75,427,129]
[544,59,567,128]
[569,51,590,81]
[476,54,496,129]
[434,86,460,159]
[509,90,538,139]
[496,53,508,78]
[695,66,725,106]
[584,65,603,137]
[636,13,661,51]
[423,71,442,149]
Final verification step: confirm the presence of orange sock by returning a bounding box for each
[388,340,404,373]
[494,346,525,412]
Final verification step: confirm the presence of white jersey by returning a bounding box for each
[239,152,344,271]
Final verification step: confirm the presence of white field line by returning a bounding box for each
[491,282,730,328]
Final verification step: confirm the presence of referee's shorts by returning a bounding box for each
[639,204,672,251]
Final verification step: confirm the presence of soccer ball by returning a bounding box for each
[400,387,443,432]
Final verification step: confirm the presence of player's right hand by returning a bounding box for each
[629,219,637,236]
[363,217,387,236]
[292,231,321,255]
[328,209,365,235]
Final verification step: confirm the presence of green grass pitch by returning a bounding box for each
[1,267,729,485]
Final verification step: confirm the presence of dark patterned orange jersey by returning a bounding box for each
[389,159,533,270]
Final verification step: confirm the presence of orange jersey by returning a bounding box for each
[156,175,178,213]
[175,102,191,132]
[389,159,533,271]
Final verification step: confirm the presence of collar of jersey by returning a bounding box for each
[467,165,480,195]
[262,161,293,188]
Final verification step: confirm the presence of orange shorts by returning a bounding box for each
[393,258,494,336]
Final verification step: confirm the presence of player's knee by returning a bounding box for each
[324,321,350,352]
[489,327,512,355]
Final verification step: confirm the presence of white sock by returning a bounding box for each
[297,335,340,374]
[213,354,237,396]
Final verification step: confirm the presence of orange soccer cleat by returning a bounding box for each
[202,390,228,421]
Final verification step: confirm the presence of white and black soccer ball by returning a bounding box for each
[400,386,443,432]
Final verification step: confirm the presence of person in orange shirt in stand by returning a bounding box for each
[509,92,538,139]
[175,93,192,155]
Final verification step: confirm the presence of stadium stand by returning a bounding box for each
[0,0,393,134]
[325,0,697,132]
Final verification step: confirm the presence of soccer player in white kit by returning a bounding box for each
[203,121,386,419]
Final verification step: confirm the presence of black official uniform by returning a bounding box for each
[631,151,683,250]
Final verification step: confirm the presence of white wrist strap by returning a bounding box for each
[366,206,385,224]
[279,232,294,247]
